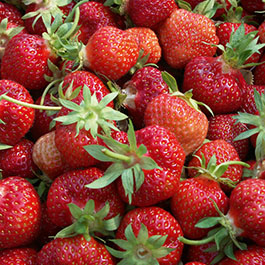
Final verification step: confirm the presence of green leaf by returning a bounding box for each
[58,98,82,111]
[224,241,236,260]
[101,107,128,121]
[68,203,84,220]
[140,156,161,170]
[127,120,137,151]
[233,127,260,141]
[195,216,222,228]
[121,168,135,202]
[124,223,137,243]
[161,71,178,93]
[83,145,118,162]
[0,143,12,150]
[133,165,145,192]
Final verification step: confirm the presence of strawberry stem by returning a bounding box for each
[102,148,132,164]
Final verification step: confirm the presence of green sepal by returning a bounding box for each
[195,216,222,229]
[0,18,24,39]
[0,143,12,150]
[161,71,179,93]
[176,0,192,11]
[83,145,119,162]
[193,0,220,18]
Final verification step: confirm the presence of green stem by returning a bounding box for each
[102,148,132,164]
[178,234,216,245]
[40,79,61,106]
[0,94,62,111]
[63,7,80,40]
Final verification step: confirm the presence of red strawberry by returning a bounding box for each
[218,245,265,265]
[259,21,265,43]
[46,167,125,228]
[0,138,37,179]
[254,53,265,86]
[185,263,207,265]
[109,206,184,265]
[125,27,162,64]
[36,235,115,265]
[0,1,24,26]
[124,0,178,29]
[157,8,218,69]
[207,114,250,161]
[171,176,229,239]
[32,131,68,180]
[188,139,244,192]
[0,79,35,146]
[1,32,58,90]
[0,176,41,249]
[77,1,118,45]
[182,24,264,114]
[240,0,265,14]
[122,67,169,129]
[83,26,139,80]
[0,247,37,264]
[144,91,209,155]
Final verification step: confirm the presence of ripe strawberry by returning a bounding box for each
[185,263,207,265]
[188,139,245,192]
[0,79,35,146]
[46,167,125,228]
[32,131,68,180]
[122,67,169,129]
[240,0,265,14]
[77,1,118,45]
[85,123,185,206]
[125,27,162,64]
[182,24,264,114]
[0,247,37,264]
[83,26,139,80]
[0,138,37,179]
[207,114,250,161]
[36,235,115,265]
[109,206,184,265]
[171,176,229,239]
[144,91,209,155]
[157,8,218,69]
[259,21,265,43]
[0,1,24,26]
[0,176,41,249]
[254,53,265,85]
[218,245,265,265]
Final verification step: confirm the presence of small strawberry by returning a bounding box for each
[0,176,41,249]
[157,6,219,69]
[36,235,115,265]
[0,247,37,264]
[107,206,184,265]
[0,138,37,179]
[207,114,250,161]
[240,0,265,14]
[122,67,169,129]
[0,1,24,26]
[0,79,35,146]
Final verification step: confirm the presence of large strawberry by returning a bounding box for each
[0,247,37,264]
[36,235,115,265]
[157,6,218,69]
[0,79,35,146]
[107,206,184,265]
[85,122,185,206]
[0,176,41,249]
[182,24,265,115]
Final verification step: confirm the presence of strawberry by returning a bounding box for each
[85,123,185,206]
[36,235,115,265]
[259,21,265,43]
[185,263,207,265]
[124,0,178,29]
[240,0,265,14]
[0,1,24,26]
[0,79,35,146]
[82,26,139,81]
[218,245,265,265]
[144,85,209,155]
[157,8,218,69]
[187,139,245,192]
[0,138,37,179]
[182,24,265,114]
[254,53,265,85]
[125,27,162,64]
[0,176,41,249]
[77,1,118,45]
[32,131,68,180]
[122,67,169,129]
[46,167,125,228]
[171,176,229,239]
[0,247,37,264]
[108,206,184,265]
[207,114,250,161]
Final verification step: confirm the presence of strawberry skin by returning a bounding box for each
[36,235,115,265]
[227,178,265,247]
[157,8,218,69]
[0,247,37,264]
[1,33,57,90]
[182,55,247,114]
[0,176,41,249]
[83,26,139,80]
[254,53,265,86]
[0,79,35,145]
[144,93,209,155]
[0,2,24,26]
[171,176,229,239]
[115,206,184,265]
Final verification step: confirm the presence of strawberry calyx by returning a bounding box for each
[106,223,175,264]
[0,119,13,150]
[217,23,265,69]
[54,85,128,137]
[178,199,247,264]
[55,199,121,241]
[233,88,265,162]
[84,120,161,204]
[187,153,250,188]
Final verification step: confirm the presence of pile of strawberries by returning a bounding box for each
[0,0,265,264]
